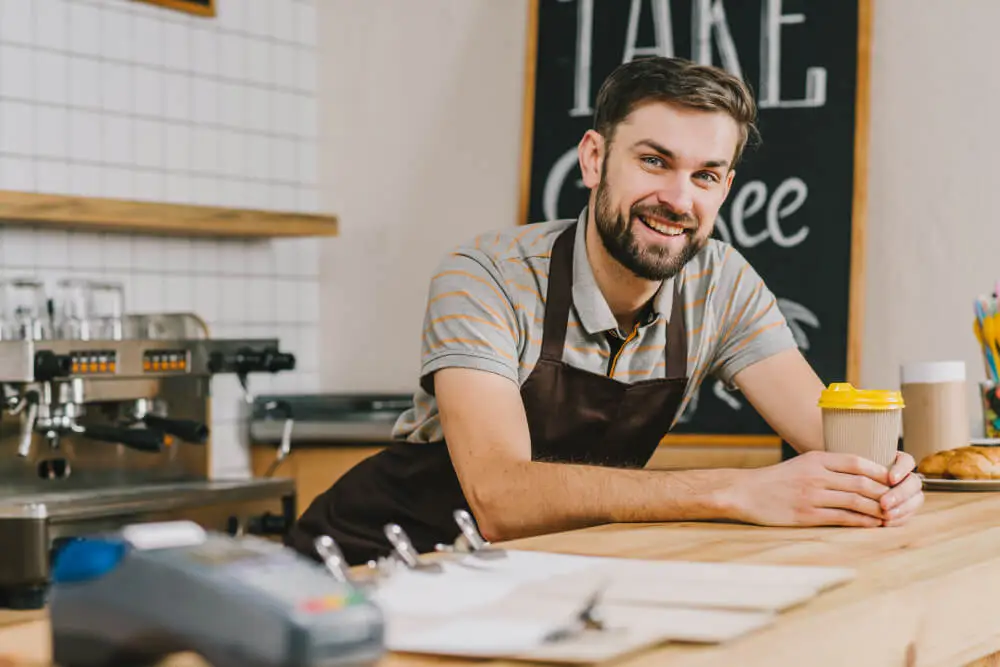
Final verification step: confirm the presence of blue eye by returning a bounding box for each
[695,171,720,183]
[641,156,665,168]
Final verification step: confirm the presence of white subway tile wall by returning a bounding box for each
[0,0,322,478]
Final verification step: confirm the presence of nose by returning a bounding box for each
[655,173,695,217]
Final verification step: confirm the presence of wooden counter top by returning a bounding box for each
[3,491,1000,666]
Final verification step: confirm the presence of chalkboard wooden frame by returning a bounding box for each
[132,0,216,17]
[517,0,872,448]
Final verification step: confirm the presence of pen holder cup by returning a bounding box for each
[980,381,1000,438]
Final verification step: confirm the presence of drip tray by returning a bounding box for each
[250,393,414,446]
[0,478,295,522]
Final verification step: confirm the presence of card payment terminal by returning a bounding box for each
[48,522,385,667]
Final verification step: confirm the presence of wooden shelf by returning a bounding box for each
[0,191,338,238]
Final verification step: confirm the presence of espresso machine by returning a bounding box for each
[0,278,298,609]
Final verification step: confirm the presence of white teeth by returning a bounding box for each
[640,216,685,237]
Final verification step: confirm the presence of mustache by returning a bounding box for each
[630,204,695,227]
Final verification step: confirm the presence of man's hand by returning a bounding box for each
[880,451,924,527]
[723,450,893,527]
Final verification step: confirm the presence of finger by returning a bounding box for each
[818,452,890,485]
[826,470,890,500]
[813,489,884,519]
[888,452,917,486]
[882,489,925,527]
[808,507,882,528]
[880,472,922,512]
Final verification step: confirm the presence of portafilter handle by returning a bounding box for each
[141,414,209,445]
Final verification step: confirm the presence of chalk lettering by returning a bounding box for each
[766,177,809,247]
[728,180,769,247]
[564,0,596,117]
[692,0,743,79]
[543,147,583,222]
[623,0,675,63]
[759,0,827,108]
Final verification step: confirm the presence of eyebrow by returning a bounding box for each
[633,139,730,170]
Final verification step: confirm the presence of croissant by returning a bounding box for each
[918,446,1000,480]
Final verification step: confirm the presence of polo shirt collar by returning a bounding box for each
[570,208,674,336]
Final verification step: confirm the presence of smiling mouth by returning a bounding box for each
[636,214,690,238]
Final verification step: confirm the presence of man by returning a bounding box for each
[288,57,923,566]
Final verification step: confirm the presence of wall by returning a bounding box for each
[317,1,999,437]
[0,0,323,477]
[316,0,531,392]
[861,0,1000,437]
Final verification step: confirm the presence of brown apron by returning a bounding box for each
[286,223,690,565]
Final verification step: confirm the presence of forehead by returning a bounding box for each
[612,101,740,163]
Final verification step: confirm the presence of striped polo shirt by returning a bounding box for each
[392,209,797,443]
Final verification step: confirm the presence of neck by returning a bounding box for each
[584,212,662,333]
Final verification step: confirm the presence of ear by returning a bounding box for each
[722,169,736,200]
[577,130,605,189]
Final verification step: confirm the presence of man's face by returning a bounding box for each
[590,102,739,281]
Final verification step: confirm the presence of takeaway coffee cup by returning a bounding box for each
[818,383,905,468]
[899,361,969,465]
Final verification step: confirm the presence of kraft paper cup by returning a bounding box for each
[818,383,904,468]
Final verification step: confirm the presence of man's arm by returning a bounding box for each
[730,347,826,454]
[435,366,889,542]
[437,367,745,541]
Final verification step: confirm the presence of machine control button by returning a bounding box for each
[143,350,189,374]
[51,539,127,584]
[68,350,118,375]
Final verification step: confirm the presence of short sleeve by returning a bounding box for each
[708,247,798,386]
[418,250,520,395]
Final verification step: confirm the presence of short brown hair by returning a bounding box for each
[593,57,760,166]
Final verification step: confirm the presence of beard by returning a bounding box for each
[593,176,707,281]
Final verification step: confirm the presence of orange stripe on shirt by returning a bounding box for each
[686,285,715,311]
[683,266,713,282]
[428,313,512,334]
[566,345,610,358]
[431,270,516,319]
[427,290,515,338]
[505,279,544,303]
[715,265,748,329]
[504,255,551,268]
[717,282,763,348]
[726,320,785,355]
[425,337,516,362]
[505,227,535,252]
[720,298,776,348]
[622,344,666,359]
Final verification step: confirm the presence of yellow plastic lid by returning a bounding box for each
[817,382,905,410]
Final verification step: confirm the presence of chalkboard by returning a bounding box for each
[518,0,871,444]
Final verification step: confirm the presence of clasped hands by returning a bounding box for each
[730,450,924,528]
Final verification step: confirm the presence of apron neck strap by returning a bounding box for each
[665,279,687,378]
[539,225,576,362]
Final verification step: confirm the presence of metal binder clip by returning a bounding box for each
[543,584,608,643]
[384,523,442,573]
[315,535,391,589]
[313,535,351,584]
[454,509,506,559]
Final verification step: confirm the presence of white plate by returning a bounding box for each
[919,474,1000,491]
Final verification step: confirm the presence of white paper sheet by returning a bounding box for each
[370,549,854,663]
